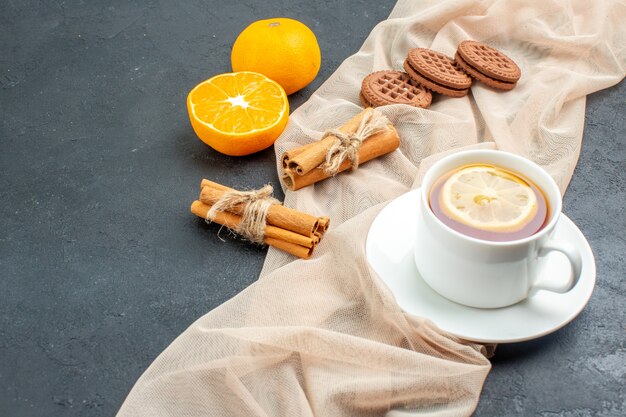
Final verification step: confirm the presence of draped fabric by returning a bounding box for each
[118,1,625,416]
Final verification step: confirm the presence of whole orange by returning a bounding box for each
[187,72,289,156]
[231,18,321,95]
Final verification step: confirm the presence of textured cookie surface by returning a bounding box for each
[361,70,432,108]
[455,53,516,91]
[406,48,472,90]
[403,60,469,98]
[457,40,521,83]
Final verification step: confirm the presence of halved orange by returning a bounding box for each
[187,72,289,156]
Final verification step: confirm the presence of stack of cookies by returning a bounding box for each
[454,40,521,91]
[360,40,521,107]
[403,48,472,97]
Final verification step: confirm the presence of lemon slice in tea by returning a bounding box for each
[440,165,538,232]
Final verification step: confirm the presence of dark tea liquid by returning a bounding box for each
[429,165,550,242]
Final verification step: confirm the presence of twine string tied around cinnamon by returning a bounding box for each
[322,108,391,174]
[206,184,279,244]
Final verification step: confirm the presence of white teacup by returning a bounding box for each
[414,150,583,309]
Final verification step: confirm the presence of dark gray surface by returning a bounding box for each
[1,1,624,416]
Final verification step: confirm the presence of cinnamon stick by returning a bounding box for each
[264,237,313,260]
[281,125,400,191]
[316,216,330,234]
[200,179,327,238]
[190,201,314,259]
[281,140,319,169]
[286,109,373,175]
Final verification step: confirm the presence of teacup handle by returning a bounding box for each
[531,239,583,294]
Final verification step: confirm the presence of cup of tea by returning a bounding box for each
[414,149,583,309]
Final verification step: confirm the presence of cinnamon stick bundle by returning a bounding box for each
[286,112,367,175]
[200,179,329,237]
[281,108,400,191]
[191,180,330,259]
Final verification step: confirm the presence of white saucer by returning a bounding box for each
[366,189,596,343]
